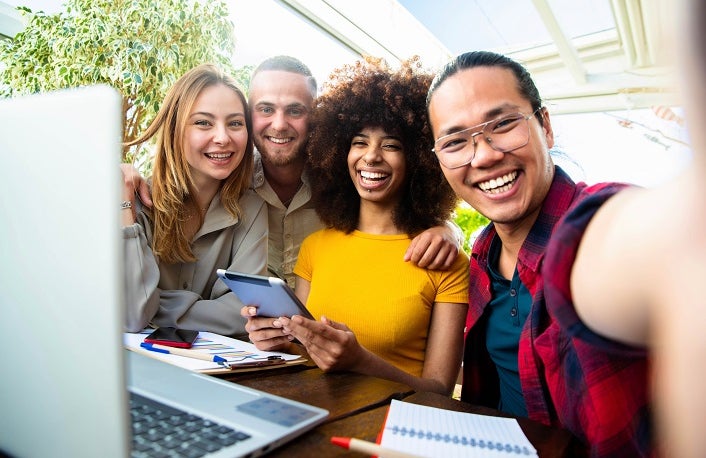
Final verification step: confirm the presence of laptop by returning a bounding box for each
[0,85,327,458]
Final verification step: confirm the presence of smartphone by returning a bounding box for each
[144,327,200,348]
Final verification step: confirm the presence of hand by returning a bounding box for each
[280,315,363,372]
[120,163,152,207]
[404,224,460,270]
[240,306,293,351]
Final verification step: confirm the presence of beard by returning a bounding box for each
[254,137,307,168]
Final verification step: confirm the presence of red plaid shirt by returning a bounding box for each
[461,167,651,457]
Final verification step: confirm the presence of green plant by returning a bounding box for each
[453,204,489,253]
[0,0,240,172]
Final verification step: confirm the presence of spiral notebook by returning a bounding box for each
[379,400,537,457]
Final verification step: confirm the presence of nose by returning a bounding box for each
[270,111,288,131]
[470,133,504,168]
[212,124,230,145]
[362,144,382,165]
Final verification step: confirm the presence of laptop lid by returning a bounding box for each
[0,85,129,457]
[0,85,328,458]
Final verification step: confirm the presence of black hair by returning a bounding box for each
[427,51,544,126]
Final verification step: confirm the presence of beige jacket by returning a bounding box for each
[123,189,267,339]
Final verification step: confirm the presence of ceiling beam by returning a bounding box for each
[277,0,401,64]
[531,0,587,84]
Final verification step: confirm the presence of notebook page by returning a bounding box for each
[379,400,537,457]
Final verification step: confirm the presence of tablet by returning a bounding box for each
[217,269,314,319]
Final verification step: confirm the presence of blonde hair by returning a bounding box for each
[125,64,254,263]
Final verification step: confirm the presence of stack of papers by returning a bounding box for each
[124,330,306,374]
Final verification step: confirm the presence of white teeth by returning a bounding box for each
[269,137,290,144]
[361,171,387,180]
[206,152,232,159]
[478,171,517,192]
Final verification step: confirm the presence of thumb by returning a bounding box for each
[139,180,153,207]
[403,238,417,262]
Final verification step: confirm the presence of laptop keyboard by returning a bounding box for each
[130,392,251,458]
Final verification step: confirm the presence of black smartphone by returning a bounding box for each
[144,327,199,348]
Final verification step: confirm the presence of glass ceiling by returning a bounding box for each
[397,0,617,55]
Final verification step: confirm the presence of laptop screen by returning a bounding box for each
[0,85,129,457]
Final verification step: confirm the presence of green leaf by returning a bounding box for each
[0,0,237,168]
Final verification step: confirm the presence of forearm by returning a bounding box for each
[152,291,248,339]
[123,224,160,332]
[353,348,453,395]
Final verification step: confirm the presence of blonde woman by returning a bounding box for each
[122,64,267,338]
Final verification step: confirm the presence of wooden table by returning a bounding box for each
[218,363,585,457]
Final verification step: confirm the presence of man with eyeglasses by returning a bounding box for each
[427,50,651,456]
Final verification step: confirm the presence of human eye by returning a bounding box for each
[437,134,467,153]
[256,105,274,116]
[382,141,402,151]
[194,119,212,127]
[287,106,306,118]
[350,137,367,148]
[491,114,523,133]
[229,117,245,128]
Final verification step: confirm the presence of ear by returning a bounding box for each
[539,107,555,149]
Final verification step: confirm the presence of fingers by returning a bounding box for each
[242,310,294,351]
[138,179,153,207]
[320,315,351,332]
[403,235,419,262]
[239,305,258,318]
[119,163,153,208]
[424,243,459,270]
[283,316,358,371]
[405,236,459,269]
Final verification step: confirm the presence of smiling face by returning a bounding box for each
[428,66,555,232]
[347,126,407,208]
[183,83,248,189]
[249,70,314,169]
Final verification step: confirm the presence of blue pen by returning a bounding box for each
[140,342,232,369]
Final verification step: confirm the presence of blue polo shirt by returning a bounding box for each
[485,236,531,417]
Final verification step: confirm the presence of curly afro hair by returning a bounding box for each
[306,56,458,236]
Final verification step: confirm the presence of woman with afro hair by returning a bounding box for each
[243,57,469,395]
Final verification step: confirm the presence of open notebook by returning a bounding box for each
[379,400,537,457]
[0,85,327,457]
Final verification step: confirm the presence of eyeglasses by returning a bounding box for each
[433,108,542,169]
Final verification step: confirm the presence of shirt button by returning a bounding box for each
[510,307,518,317]
[509,288,517,297]
[182,282,188,289]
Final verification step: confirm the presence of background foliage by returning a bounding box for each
[454,205,490,253]
[0,0,249,172]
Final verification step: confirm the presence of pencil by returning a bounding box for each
[140,342,231,368]
[330,436,424,458]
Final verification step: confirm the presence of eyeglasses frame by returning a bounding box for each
[432,107,543,169]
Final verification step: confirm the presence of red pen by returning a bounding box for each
[331,436,424,458]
